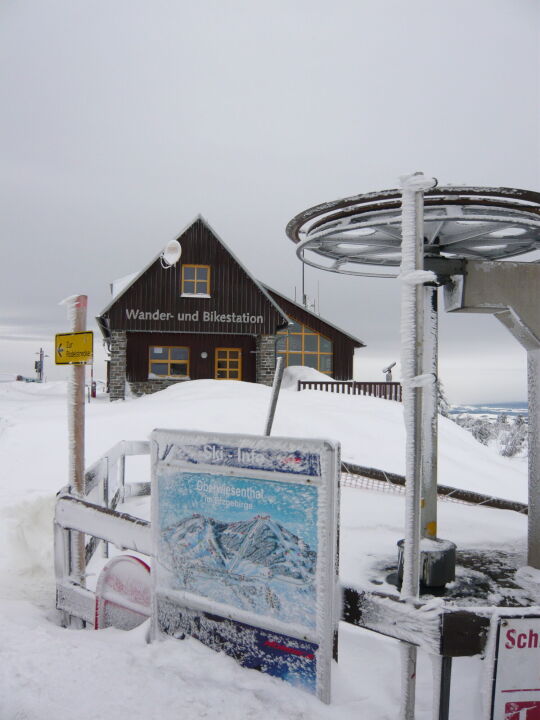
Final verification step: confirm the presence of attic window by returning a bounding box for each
[181,265,210,297]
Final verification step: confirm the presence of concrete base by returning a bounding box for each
[397,537,457,589]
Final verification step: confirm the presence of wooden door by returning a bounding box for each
[215,348,242,379]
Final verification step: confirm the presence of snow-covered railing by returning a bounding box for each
[341,586,515,657]
[85,439,150,507]
[341,461,528,514]
[54,439,151,627]
[83,439,150,561]
[54,439,533,671]
[55,495,151,625]
[297,380,403,402]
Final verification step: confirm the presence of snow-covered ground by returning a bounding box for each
[0,372,532,719]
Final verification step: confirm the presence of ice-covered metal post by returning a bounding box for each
[264,356,285,436]
[61,294,88,627]
[444,259,540,569]
[529,350,540,568]
[421,286,438,539]
[35,347,46,382]
[399,173,437,598]
[286,180,540,719]
[399,173,437,720]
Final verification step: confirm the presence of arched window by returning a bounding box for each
[276,320,333,375]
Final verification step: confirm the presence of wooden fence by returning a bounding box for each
[297,380,402,402]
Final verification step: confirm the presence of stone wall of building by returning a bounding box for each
[109,331,278,399]
[109,330,127,401]
[128,379,187,396]
[256,334,277,386]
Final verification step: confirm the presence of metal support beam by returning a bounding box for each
[264,356,285,436]
[529,350,540,568]
[399,173,437,720]
[421,286,438,539]
[444,259,540,569]
[60,294,88,628]
[433,656,452,720]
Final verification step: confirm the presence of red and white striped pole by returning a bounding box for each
[61,294,88,627]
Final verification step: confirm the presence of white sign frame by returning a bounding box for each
[490,614,540,720]
[150,429,339,703]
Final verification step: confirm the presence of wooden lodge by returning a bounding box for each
[97,217,364,400]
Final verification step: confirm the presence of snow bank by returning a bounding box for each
[0,379,531,720]
[1,377,527,505]
[281,365,333,389]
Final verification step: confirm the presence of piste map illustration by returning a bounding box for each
[157,469,319,630]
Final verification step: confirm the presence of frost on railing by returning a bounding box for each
[340,462,528,514]
[297,380,403,402]
[54,440,151,627]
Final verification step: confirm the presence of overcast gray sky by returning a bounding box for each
[1,0,539,402]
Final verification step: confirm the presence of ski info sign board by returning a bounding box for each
[150,429,339,703]
[490,615,540,720]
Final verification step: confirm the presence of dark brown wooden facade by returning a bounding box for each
[126,332,257,383]
[97,217,364,398]
[104,218,287,336]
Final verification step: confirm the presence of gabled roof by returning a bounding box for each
[96,214,289,329]
[191,216,289,325]
[96,216,364,349]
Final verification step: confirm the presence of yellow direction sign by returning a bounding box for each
[55,331,93,365]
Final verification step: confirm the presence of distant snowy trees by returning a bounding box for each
[452,412,528,458]
[497,414,528,458]
[437,379,527,458]
[437,381,451,418]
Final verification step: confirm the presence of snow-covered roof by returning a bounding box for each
[110,272,138,300]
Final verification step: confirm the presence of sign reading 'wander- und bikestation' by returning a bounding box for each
[491,615,540,720]
[125,308,265,325]
[150,429,339,703]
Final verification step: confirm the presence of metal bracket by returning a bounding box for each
[424,257,466,285]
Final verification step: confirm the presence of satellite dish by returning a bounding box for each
[160,240,182,268]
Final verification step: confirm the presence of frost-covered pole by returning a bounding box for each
[399,173,437,720]
[264,356,285,436]
[421,287,438,539]
[399,172,436,599]
[528,349,540,568]
[66,295,87,497]
[61,294,88,620]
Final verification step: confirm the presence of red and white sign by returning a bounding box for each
[95,555,151,630]
[491,616,540,720]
